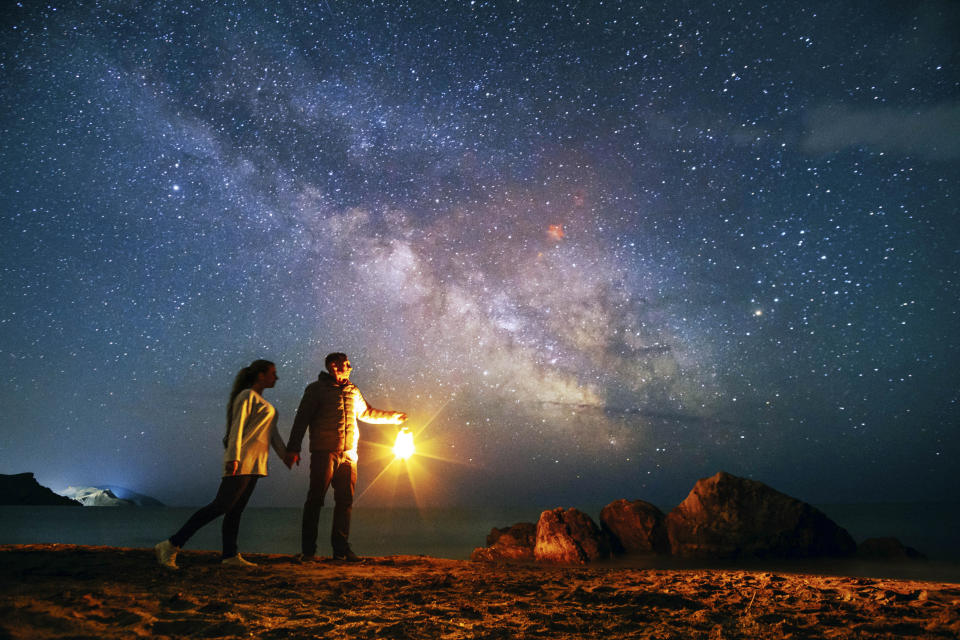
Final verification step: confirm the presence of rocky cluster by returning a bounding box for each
[471,471,923,564]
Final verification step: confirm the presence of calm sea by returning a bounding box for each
[2,503,957,580]
[0,505,536,560]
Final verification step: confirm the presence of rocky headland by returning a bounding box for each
[0,473,163,507]
[0,473,80,507]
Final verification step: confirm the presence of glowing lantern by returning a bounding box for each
[393,428,415,460]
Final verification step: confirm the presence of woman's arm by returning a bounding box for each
[224,391,251,471]
[269,413,288,461]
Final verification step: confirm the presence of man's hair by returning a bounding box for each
[325,352,348,372]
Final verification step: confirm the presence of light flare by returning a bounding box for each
[356,396,469,509]
[393,427,415,460]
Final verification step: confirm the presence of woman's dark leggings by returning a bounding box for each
[169,474,259,558]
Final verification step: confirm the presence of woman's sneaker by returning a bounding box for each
[222,554,257,567]
[154,540,179,570]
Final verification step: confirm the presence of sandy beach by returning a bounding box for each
[1,544,958,639]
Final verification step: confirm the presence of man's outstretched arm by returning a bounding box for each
[356,390,406,424]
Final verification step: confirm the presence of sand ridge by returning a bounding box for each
[1,544,958,639]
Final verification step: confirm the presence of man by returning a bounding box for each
[286,353,406,561]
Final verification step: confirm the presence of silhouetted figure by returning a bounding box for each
[154,359,289,570]
[286,353,406,562]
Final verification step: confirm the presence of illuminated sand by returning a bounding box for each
[1,544,958,639]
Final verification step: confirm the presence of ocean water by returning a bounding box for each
[0,505,537,559]
[2,502,957,578]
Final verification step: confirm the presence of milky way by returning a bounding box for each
[1,1,957,508]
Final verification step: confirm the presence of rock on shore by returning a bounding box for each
[665,471,857,559]
[600,498,670,555]
[470,522,535,562]
[534,507,610,564]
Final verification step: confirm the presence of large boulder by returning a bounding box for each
[600,499,670,555]
[470,522,536,562]
[666,471,856,559]
[534,507,610,564]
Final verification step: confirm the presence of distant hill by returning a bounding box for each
[0,473,81,506]
[59,486,132,506]
[97,485,165,507]
[58,485,165,507]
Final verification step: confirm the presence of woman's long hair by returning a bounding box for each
[224,359,275,448]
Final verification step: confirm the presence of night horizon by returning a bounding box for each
[2,1,958,511]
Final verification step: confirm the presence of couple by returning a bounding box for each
[154,353,407,570]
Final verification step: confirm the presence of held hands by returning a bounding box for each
[283,452,300,469]
[225,460,240,476]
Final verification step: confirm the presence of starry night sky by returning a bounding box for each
[2,1,958,509]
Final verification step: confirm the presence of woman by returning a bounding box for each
[155,359,288,569]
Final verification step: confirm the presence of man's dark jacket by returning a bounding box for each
[286,371,398,457]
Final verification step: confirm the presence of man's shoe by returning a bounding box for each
[332,548,362,562]
[294,553,318,564]
[154,539,179,570]
[221,554,257,567]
